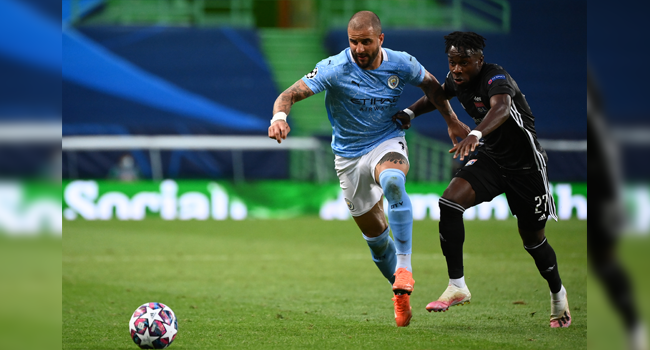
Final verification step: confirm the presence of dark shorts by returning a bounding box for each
[454,152,557,231]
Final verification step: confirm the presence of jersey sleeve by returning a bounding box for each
[301,60,330,95]
[404,54,426,86]
[485,70,515,98]
[443,72,457,97]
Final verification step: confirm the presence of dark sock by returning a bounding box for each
[525,238,562,293]
[439,198,466,279]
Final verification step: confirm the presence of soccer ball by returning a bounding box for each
[129,302,178,349]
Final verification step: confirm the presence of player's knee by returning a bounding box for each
[442,189,472,209]
[517,221,546,241]
[379,169,406,203]
[439,197,465,217]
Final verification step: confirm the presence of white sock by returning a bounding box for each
[629,322,648,350]
[551,285,566,301]
[396,254,412,272]
[449,276,466,288]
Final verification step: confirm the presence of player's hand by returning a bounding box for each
[447,119,471,146]
[268,120,290,144]
[449,134,479,161]
[391,111,411,130]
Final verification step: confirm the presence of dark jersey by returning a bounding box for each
[443,63,547,172]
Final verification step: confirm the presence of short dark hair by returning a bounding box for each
[444,31,486,56]
[348,11,382,34]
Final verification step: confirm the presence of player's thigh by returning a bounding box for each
[505,170,553,232]
[448,153,505,208]
[335,154,384,219]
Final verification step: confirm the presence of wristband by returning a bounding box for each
[403,108,415,120]
[270,112,287,125]
[468,130,482,139]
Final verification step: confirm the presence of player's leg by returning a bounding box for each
[360,137,414,327]
[519,225,570,328]
[354,199,411,327]
[426,177,474,312]
[335,152,397,285]
[353,200,397,284]
[374,154,415,326]
[427,154,503,312]
[374,151,413,291]
[508,169,570,327]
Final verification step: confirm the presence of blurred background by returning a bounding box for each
[0,1,61,349]
[589,1,650,350]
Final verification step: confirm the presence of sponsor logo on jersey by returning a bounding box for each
[306,67,318,79]
[465,159,477,166]
[350,96,399,112]
[474,101,488,113]
[345,198,354,210]
[488,74,506,85]
[387,75,399,89]
[350,97,398,105]
[473,96,482,101]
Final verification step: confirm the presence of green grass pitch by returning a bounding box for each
[63,218,587,349]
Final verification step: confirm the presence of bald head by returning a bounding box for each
[348,11,382,34]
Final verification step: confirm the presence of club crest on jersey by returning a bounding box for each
[387,75,399,89]
[488,74,506,85]
[345,198,355,210]
[465,159,477,166]
[306,67,318,79]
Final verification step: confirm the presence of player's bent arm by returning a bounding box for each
[269,80,315,143]
[273,79,315,116]
[451,93,512,159]
[417,71,458,124]
[416,74,470,145]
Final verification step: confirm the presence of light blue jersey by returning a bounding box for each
[301,48,426,158]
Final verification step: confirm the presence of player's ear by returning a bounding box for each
[378,33,384,46]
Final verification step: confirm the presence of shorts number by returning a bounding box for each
[534,195,548,214]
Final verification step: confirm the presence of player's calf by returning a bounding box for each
[439,197,466,279]
[362,227,397,284]
[379,168,414,276]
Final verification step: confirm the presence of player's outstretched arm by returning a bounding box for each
[450,93,511,160]
[417,71,470,145]
[269,79,314,144]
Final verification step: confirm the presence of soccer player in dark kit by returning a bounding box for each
[393,31,571,328]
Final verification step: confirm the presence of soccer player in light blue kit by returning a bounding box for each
[268,11,469,327]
